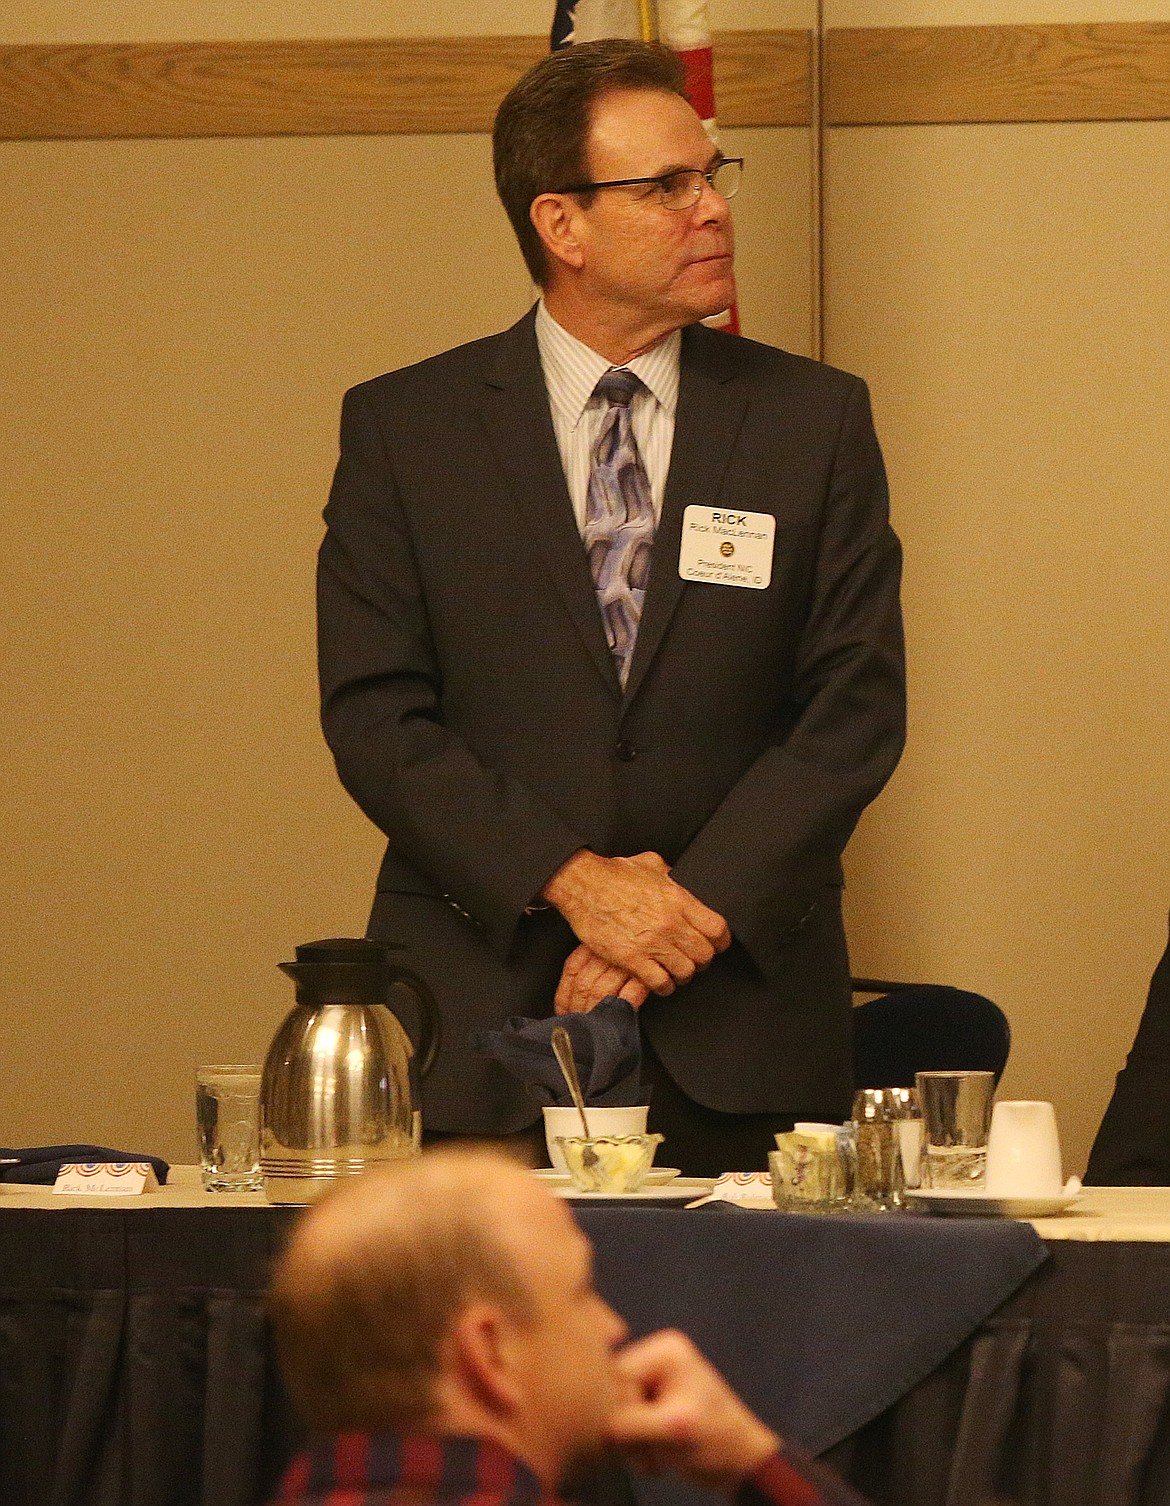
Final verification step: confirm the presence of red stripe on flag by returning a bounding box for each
[675,47,715,124]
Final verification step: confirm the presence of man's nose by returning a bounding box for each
[695,177,732,223]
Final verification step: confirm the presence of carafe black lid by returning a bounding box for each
[279,937,406,1006]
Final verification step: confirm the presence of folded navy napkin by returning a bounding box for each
[0,1145,170,1186]
[472,997,644,1107]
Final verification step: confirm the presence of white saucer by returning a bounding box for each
[533,1167,681,1187]
[905,1183,1083,1217]
[552,1176,716,1203]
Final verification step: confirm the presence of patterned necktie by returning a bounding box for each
[584,368,656,688]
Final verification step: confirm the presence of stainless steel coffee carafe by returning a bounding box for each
[260,937,440,1204]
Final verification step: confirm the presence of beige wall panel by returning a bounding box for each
[828,2,1170,26]
[827,121,1170,1173]
[0,123,808,1163]
[722,126,814,355]
[0,0,794,46]
[0,132,529,1163]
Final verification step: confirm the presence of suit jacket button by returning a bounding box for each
[614,739,637,762]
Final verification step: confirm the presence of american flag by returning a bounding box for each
[550,0,740,334]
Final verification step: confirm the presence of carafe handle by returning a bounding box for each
[387,965,441,1078]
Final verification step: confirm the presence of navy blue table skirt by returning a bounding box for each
[0,1200,1166,1506]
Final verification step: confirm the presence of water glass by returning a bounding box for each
[196,1065,263,1191]
[916,1070,995,1189]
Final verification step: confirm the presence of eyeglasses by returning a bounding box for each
[556,157,744,211]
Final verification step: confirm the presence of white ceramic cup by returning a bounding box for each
[542,1104,650,1172]
[984,1100,1063,1197]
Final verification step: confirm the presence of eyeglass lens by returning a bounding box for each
[662,159,742,208]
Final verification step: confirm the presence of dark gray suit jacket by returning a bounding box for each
[318,309,905,1134]
[1087,915,1170,1185]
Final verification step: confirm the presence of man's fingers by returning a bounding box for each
[626,956,675,995]
[556,946,653,1014]
[679,894,732,947]
[609,1330,781,1489]
[542,850,731,991]
[616,977,650,1009]
[649,943,697,990]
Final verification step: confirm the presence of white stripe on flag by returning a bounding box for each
[569,0,643,42]
[657,0,711,50]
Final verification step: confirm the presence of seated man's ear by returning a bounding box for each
[530,194,587,274]
[448,1301,525,1416]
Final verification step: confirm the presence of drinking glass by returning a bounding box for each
[916,1071,995,1189]
[196,1065,263,1191]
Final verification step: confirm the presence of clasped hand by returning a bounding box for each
[606,1329,779,1490]
[542,850,730,1015]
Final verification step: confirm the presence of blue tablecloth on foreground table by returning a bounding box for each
[577,1205,1047,1506]
[0,1194,1048,1506]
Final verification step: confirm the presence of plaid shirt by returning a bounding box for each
[273,1432,871,1506]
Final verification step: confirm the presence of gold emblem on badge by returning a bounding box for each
[720,542,734,557]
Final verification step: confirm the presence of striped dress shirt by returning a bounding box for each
[534,299,680,531]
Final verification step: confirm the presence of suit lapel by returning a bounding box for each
[477,311,621,696]
[622,325,749,706]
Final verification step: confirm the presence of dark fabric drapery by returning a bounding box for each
[1,1202,1169,1506]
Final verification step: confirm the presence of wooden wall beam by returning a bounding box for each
[0,31,809,141]
[3,24,1169,142]
[827,22,1170,127]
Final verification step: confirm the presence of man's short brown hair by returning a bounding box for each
[268,1156,535,1433]
[493,39,687,285]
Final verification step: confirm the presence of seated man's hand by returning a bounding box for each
[607,1329,779,1491]
[541,851,731,997]
[554,944,650,1015]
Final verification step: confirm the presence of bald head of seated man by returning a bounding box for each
[266,1148,869,1506]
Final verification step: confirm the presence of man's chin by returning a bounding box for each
[689,273,738,324]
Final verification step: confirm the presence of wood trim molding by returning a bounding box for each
[1,24,1168,142]
[0,31,808,141]
[827,22,1170,127]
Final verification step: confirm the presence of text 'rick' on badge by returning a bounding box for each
[678,506,775,590]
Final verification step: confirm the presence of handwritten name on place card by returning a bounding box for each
[53,1162,160,1196]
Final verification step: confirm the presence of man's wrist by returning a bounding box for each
[540,848,601,912]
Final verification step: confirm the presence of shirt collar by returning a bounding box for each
[535,299,681,431]
[299,1433,549,1505]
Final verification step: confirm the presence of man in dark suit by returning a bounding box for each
[317,40,905,1174]
[1087,915,1170,1184]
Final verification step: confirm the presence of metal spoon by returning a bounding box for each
[551,1026,600,1171]
[551,1026,591,1135]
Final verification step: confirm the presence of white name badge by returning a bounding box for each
[678,506,775,589]
[53,1162,160,1196]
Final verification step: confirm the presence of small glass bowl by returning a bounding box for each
[556,1133,664,1194]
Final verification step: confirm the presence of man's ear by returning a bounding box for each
[448,1301,525,1417]
[530,193,586,273]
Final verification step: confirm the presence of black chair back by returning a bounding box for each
[851,983,1011,1090]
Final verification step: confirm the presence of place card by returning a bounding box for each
[685,1171,774,1209]
[52,1162,160,1196]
